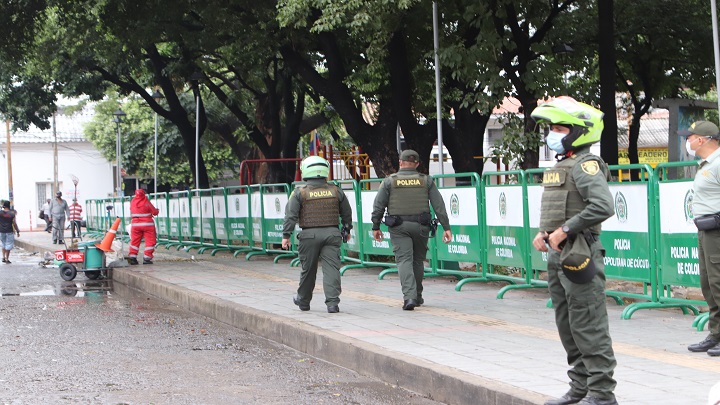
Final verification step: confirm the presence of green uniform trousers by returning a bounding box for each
[547,238,617,401]
[699,229,720,339]
[389,221,429,301]
[296,227,342,307]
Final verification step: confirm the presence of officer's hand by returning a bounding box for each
[373,230,383,241]
[281,238,290,250]
[442,230,452,244]
[532,231,549,252]
[547,227,568,252]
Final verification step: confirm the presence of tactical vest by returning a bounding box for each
[539,153,609,234]
[387,173,430,215]
[298,184,340,228]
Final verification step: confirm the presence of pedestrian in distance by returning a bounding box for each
[680,121,720,357]
[0,200,19,264]
[530,97,618,405]
[49,191,70,245]
[370,149,452,311]
[69,198,83,240]
[282,155,353,314]
[127,189,159,265]
[41,198,51,232]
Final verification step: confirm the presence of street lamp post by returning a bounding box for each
[112,108,126,261]
[190,71,204,190]
[151,90,164,196]
[432,1,445,182]
[113,109,126,197]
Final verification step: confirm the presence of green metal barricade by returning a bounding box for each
[197,187,229,255]
[629,161,702,324]
[183,189,218,253]
[464,170,544,298]
[343,179,396,277]
[245,183,293,261]
[164,191,189,249]
[223,186,254,257]
[597,164,658,309]
[427,173,485,282]
[175,190,203,251]
[84,199,102,237]
[152,192,171,246]
[101,198,115,235]
[525,167,549,282]
[120,196,132,241]
[336,180,362,270]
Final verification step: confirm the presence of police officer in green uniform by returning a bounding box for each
[530,98,618,405]
[282,156,353,314]
[371,149,452,310]
[679,121,720,356]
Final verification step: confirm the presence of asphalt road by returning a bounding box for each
[0,247,441,405]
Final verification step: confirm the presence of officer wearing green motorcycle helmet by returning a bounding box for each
[530,97,618,405]
[282,155,353,314]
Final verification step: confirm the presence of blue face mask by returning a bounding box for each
[546,131,567,154]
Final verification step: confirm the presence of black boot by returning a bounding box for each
[402,299,418,310]
[577,397,618,405]
[293,295,310,311]
[544,392,585,405]
[688,336,719,352]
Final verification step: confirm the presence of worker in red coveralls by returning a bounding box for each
[127,189,159,265]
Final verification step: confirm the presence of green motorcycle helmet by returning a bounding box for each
[300,155,330,179]
[530,97,604,152]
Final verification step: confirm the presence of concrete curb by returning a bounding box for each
[16,238,43,254]
[113,268,546,405]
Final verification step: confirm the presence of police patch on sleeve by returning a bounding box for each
[580,160,600,175]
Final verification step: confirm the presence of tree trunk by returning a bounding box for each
[521,99,540,170]
[627,109,643,181]
[598,0,619,166]
[450,106,490,176]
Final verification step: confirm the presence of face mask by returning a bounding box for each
[686,137,709,157]
[546,131,567,154]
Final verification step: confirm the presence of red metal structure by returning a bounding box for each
[238,158,303,186]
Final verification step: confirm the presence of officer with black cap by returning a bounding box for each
[530,97,617,405]
[679,121,720,356]
[371,149,452,310]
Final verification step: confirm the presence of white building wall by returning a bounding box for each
[0,141,113,231]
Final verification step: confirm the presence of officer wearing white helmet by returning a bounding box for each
[282,156,353,313]
[530,97,617,405]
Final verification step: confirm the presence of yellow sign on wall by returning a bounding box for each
[618,148,668,167]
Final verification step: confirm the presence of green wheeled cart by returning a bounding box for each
[55,240,110,281]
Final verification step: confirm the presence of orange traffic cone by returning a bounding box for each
[95,217,121,252]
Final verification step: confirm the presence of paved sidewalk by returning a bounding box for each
[16,230,720,405]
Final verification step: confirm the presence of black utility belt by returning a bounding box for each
[694,213,720,231]
[302,225,338,229]
[384,212,432,227]
[544,230,599,242]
